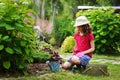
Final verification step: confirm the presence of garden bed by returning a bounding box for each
[0,63,49,78]
[27,63,49,75]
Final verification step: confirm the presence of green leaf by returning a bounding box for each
[101,39,107,44]
[110,34,115,38]
[2,36,9,40]
[108,26,113,30]
[23,70,28,76]
[100,32,107,36]
[95,35,100,39]
[27,57,33,63]
[5,47,14,54]
[97,44,101,49]
[19,64,24,69]
[3,61,11,69]
[25,48,30,55]
[15,23,24,28]
[22,32,31,37]
[0,23,6,27]
[101,48,105,52]
[4,24,14,30]
[13,47,22,54]
[0,45,4,50]
[0,34,2,39]
[20,40,27,47]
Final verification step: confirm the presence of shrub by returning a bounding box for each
[32,51,51,63]
[0,0,36,75]
[76,8,120,54]
[32,40,53,63]
[61,36,75,53]
[49,37,56,46]
[51,17,74,47]
[34,40,54,52]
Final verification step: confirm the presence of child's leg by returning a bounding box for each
[62,55,80,69]
[79,55,90,66]
[71,55,90,65]
[62,55,81,69]
[76,55,91,69]
[62,61,73,70]
[71,55,80,64]
[62,56,73,69]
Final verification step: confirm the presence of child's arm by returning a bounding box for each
[82,40,95,54]
[75,52,84,57]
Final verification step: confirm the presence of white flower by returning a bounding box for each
[14,3,17,6]
[0,3,4,6]
[22,1,29,5]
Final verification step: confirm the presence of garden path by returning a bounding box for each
[60,54,120,64]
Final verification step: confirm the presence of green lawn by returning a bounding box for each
[1,54,120,80]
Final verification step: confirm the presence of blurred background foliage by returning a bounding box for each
[0,0,36,75]
[0,0,120,75]
[29,0,120,54]
[61,36,75,53]
[76,8,120,54]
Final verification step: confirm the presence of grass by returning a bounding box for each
[1,53,120,80]
[92,53,120,60]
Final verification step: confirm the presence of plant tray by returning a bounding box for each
[82,64,109,76]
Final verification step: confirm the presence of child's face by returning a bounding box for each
[77,26,82,32]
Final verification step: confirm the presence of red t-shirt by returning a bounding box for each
[73,33,94,58]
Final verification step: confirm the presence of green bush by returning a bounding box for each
[32,51,51,63]
[49,37,56,46]
[0,0,36,75]
[34,40,54,52]
[32,40,53,63]
[51,17,74,47]
[76,8,120,54]
[61,36,75,53]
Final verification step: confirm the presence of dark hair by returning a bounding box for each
[75,24,92,35]
[81,24,92,35]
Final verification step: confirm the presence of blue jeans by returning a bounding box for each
[79,55,90,66]
[68,55,90,66]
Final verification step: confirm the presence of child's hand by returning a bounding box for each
[72,52,77,55]
[75,52,84,58]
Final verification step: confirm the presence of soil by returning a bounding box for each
[27,63,49,75]
[0,63,50,78]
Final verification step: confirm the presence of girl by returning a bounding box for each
[62,16,95,70]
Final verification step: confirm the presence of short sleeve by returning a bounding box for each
[89,33,94,40]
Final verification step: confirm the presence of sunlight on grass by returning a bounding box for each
[92,54,120,60]
[22,67,120,80]
[1,54,120,80]
[6,63,120,80]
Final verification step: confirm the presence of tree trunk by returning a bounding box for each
[36,0,41,17]
[41,0,45,20]
[51,0,57,24]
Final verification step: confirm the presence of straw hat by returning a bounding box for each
[74,16,89,27]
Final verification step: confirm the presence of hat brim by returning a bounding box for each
[74,22,90,27]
